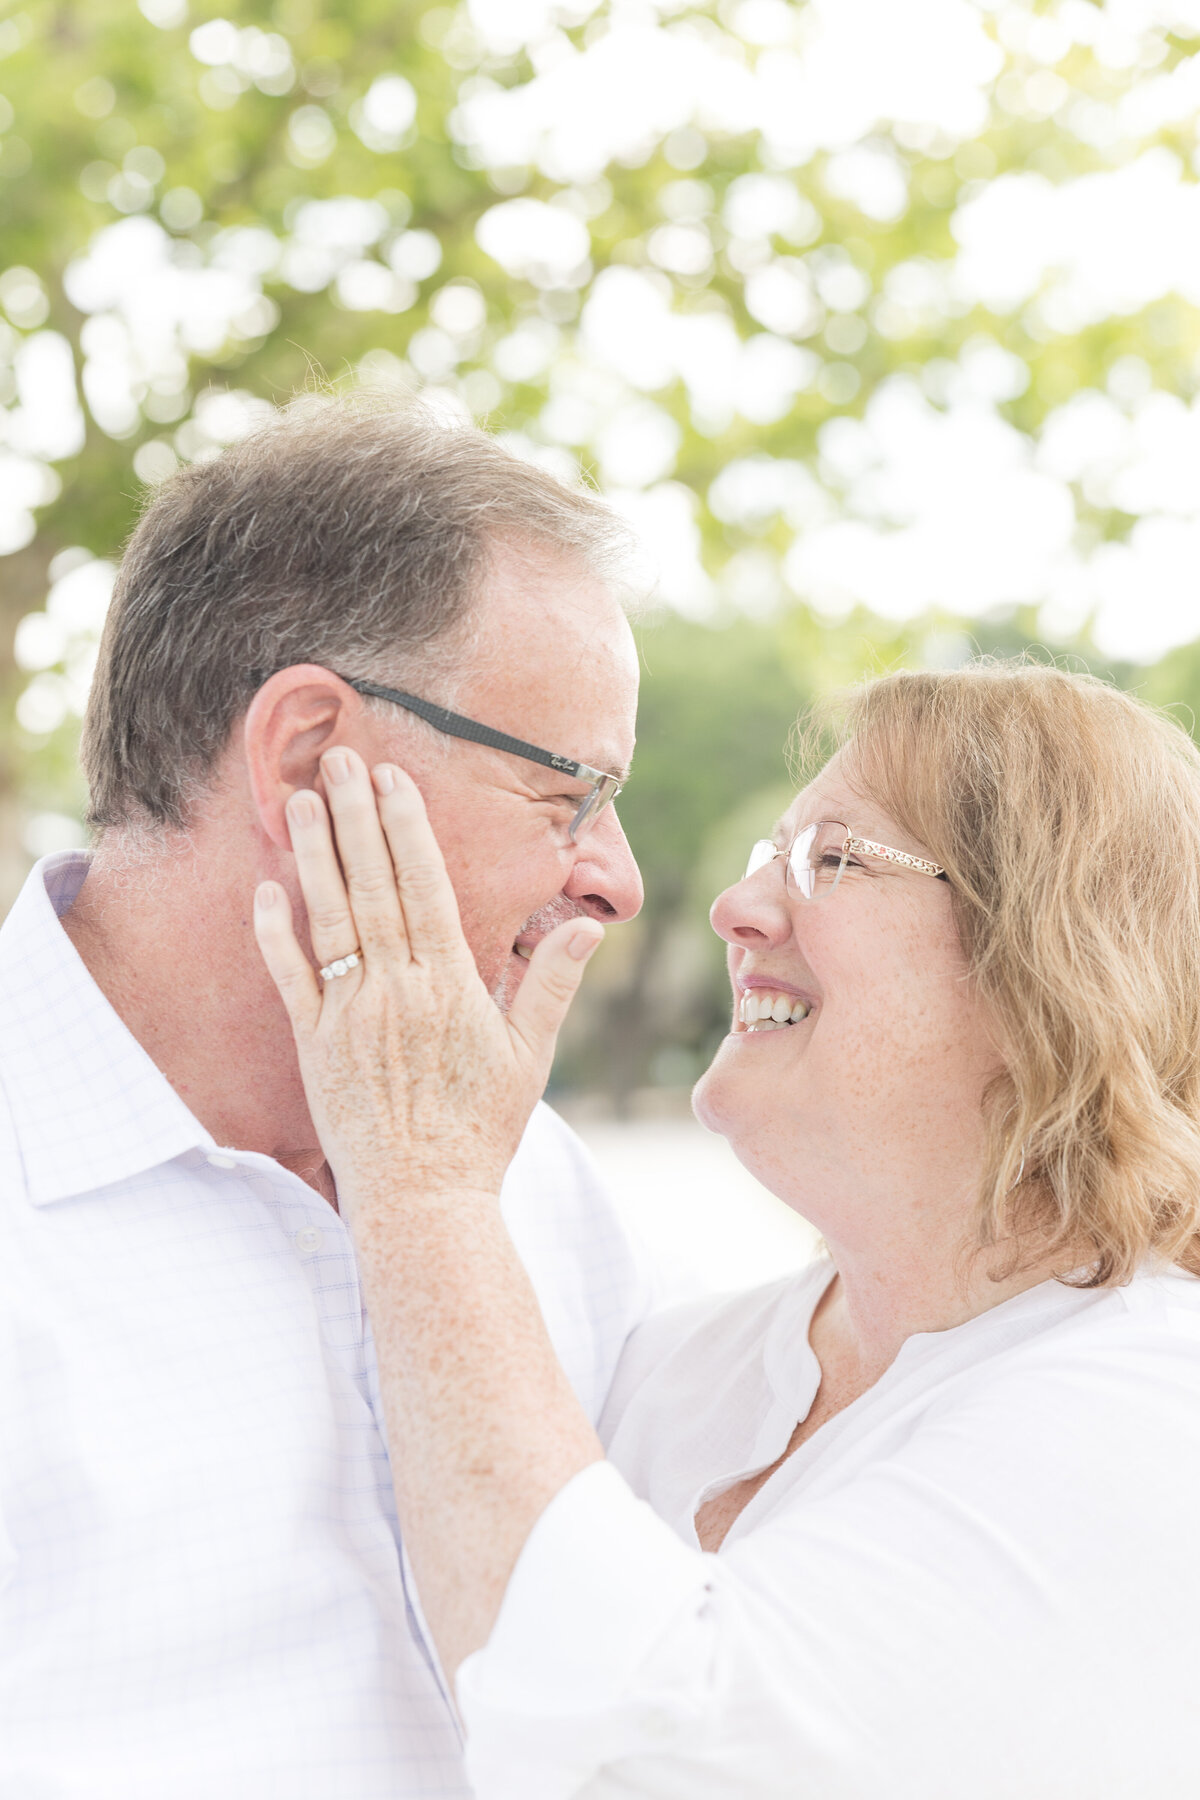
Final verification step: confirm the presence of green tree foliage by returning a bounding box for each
[4,0,1200,1096]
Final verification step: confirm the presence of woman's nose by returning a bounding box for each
[709,867,793,949]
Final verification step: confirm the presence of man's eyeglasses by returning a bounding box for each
[746,820,948,901]
[340,676,623,842]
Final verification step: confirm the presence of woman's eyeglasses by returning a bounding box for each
[745,820,948,901]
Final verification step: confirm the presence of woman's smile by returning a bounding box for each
[733,975,818,1034]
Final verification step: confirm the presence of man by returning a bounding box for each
[0,399,650,1797]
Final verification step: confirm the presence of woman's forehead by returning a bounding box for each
[779,756,918,852]
[780,756,862,834]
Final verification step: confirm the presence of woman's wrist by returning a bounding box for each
[338,1174,504,1235]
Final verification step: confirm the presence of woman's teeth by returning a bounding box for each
[514,944,533,960]
[738,990,811,1031]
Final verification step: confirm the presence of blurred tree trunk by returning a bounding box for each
[0,744,28,916]
[0,543,55,914]
[601,876,683,1118]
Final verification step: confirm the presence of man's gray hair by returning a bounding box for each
[82,395,633,831]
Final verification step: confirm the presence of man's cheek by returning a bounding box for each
[467,917,520,993]
[488,942,531,1012]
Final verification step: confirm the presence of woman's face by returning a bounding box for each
[693,755,1004,1247]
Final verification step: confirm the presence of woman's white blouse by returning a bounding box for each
[457,1260,1200,1799]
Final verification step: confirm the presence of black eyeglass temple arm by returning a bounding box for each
[342,677,591,782]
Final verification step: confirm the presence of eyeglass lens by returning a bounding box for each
[569,776,621,842]
[744,822,851,901]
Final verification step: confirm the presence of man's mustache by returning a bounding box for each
[517,898,590,941]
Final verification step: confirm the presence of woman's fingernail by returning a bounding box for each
[373,764,396,795]
[568,927,604,962]
[288,792,316,827]
[323,750,351,785]
[255,882,278,909]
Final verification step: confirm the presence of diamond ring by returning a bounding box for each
[319,950,362,982]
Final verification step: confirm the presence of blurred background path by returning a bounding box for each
[553,1092,821,1304]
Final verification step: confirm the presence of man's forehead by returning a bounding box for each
[475,547,629,653]
[463,550,638,775]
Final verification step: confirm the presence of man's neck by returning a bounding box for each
[61,838,332,1195]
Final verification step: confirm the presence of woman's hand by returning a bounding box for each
[254,748,606,1677]
[252,747,603,1212]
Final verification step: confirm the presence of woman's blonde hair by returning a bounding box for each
[819,661,1200,1287]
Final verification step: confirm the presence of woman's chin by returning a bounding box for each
[690,1065,720,1133]
[693,1025,798,1146]
[691,1040,745,1135]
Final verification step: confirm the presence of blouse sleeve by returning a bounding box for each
[455,1327,1200,1800]
[455,1462,719,1800]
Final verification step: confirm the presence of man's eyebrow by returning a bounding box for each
[534,752,629,786]
[582,750,631,784]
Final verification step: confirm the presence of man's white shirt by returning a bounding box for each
[0,852,653,1799]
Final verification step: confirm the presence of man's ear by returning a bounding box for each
[243,666,364,851]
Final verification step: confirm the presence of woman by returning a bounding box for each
[254,663,1200,1799]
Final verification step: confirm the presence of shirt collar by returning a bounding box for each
[0,852,215,1205]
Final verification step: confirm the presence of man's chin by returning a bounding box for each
[489,945,532,1013]
[489,903,581,1011]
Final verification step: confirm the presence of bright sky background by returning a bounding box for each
[8,0,1200,761]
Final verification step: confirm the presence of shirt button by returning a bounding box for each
[206,1152,237,1170]
[294,1226,323,1258]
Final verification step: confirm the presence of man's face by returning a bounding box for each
[373,543,643,1006]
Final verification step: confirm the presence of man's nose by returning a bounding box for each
[564,806,644,922]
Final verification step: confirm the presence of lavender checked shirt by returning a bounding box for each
[0,852,654,1799]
